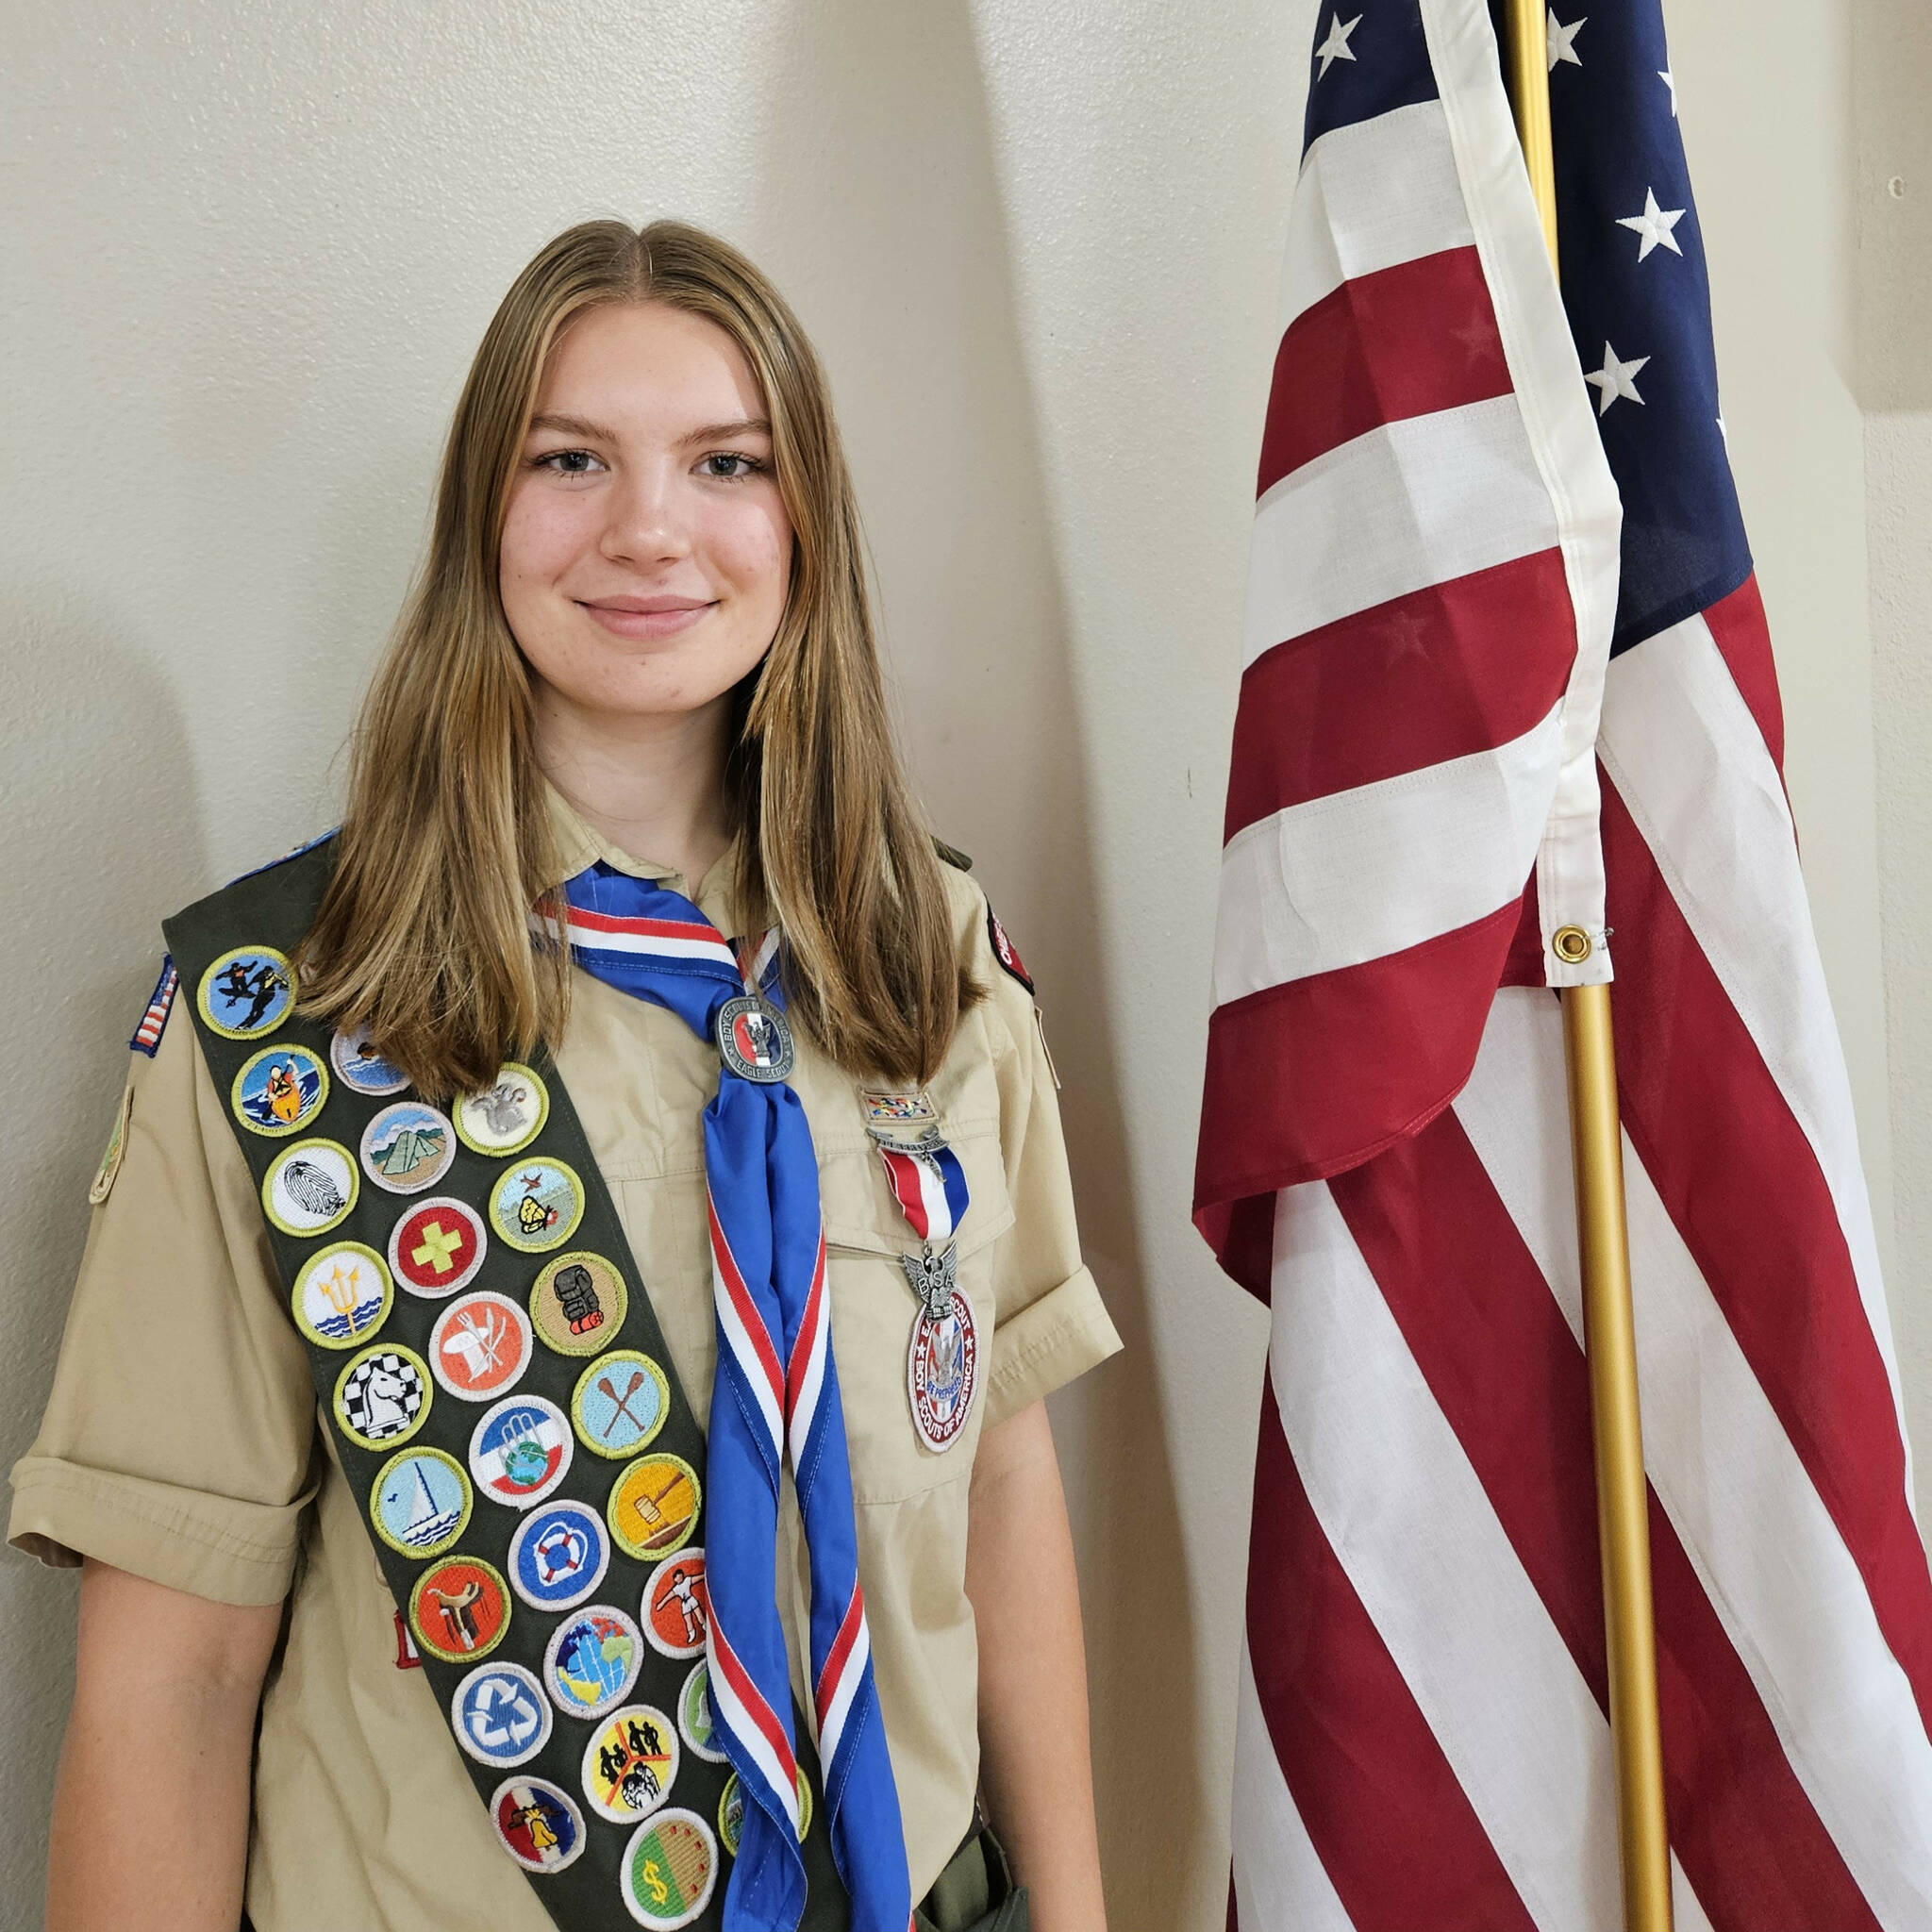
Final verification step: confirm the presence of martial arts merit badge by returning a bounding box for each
[864,1091,979,1452]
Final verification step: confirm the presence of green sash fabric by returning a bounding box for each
[166,841,849,1932]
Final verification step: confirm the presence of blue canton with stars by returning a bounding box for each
[1298,1,1753,658]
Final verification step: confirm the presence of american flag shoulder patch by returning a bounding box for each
[129,957,179,1058]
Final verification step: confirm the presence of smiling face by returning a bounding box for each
[497,301,794,731]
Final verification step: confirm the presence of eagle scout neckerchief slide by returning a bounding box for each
[557,864,913,1932]
[163,841,850,1932]
[860,1092,978,1455]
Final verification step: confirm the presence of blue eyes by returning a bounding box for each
[529,450,767,480]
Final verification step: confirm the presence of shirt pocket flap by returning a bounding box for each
[820,1124,1015,1263]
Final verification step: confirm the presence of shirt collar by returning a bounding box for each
[541,779,741,934]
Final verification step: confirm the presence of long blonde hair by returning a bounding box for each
[299,218,972,1095]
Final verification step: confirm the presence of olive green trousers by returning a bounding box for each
[915,1820,1029,1932]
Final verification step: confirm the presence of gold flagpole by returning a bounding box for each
[1501,6,1674,1930]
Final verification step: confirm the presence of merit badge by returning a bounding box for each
[715,993,794,1085]
[198,945,294,1040]
[641,1551,708,1659]
[409,1553,510,1663]
[261,1139,358,1238]
[452,1659,551,1769]
[491,1776,587,1874]
[329,1024,409,1096]
[508,1497,610,1612]
[292,1241,392,1349]
[360,1100,456,1195]
[543,1605,643,1720]
[573,1350,669,1458]
[720,1772,806,1857]
[677,1661,726,1763]
[90,1086,132,1206]
[470,1394,572,1510]
[334,1344,431,1450]
[389,1195,487,1297]
[130,958,178,1058]
[429,1291,532,1401]
[986,906,1034,992]
[582,1704,679,1824]
[491,1158,585,1254]
[908,1287,979,1454]
[623,1809,719,1928]
[455,1062,550,1157]
[530,1251,626,1356]
[232,1042,328,1138]
[371,1446,472,1559]
[608,1453,701,1562]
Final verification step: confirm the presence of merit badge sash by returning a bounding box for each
[164,841,850,1932]
[859,1092,979,1455]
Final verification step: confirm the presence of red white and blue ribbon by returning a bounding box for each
[559,863,910,1932]
[876,1141,969,1247]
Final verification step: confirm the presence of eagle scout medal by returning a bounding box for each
[360,1099,456,1194]
[608,1453,700,1561]
[410,1553,510,1663]
[455,1062,550,1156]
[291,1241,392,1348]
[429,1291,533,1401]
[543,1605,644,1719]
[582,1704,679,1824]
[334,1344,432,1450]
[197,945,294,1039]
[371,1445,471,1558]
[492,1776,588,1874]
[573,1349,669,1457]
[622,1809,718,1929]
[232,1041,328,1137]
[641,1551,708,1658]
[908,1289,979,1454]
[261,1139,358,1236]
[508,1497,611,1612]
[452,1660,552,1769]
[492,1158,586,1253]
[714,992,794,1084]
[389,1195,487,1297]
[531,1251,626,1355]
[328,1023,409,1096]
[470,1393,573,1509]
[677,1660,726,1762]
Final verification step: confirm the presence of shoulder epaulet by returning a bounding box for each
[933,837,973,873]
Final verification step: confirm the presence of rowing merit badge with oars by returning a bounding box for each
[864,1091,980,1453]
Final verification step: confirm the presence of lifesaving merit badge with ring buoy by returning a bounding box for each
[715,993,794,1084]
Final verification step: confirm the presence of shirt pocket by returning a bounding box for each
[815,1109,1016,1507]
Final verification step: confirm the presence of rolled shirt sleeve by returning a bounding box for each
[8,991,319,1605]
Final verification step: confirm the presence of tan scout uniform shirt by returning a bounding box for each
[9,798,1121,1932]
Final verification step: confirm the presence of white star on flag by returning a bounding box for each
[1314,12,1362,79]
[1586,341,1650,415]
[1617,188,1686,260]
[1547,10,1586,68]
[1658,66,1678,115]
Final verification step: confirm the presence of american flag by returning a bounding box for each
[1196,3,1932,1926]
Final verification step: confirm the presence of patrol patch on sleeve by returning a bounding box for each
[130,958,178,1057]
[986,906,1035,993]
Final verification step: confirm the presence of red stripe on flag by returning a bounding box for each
[1602,776,1932,1742]
[1247,1375,1537,1931]
[1701,574,1784,774]
[1256,247,1513,498]
[1333,1114,1881,1931]
[1224,550,1575,840]
[708,1195,786,1413]
[1195,899,1521,1218]
[816,1581,866,1728]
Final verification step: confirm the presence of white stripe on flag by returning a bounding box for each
[1597,617,1911,1467]
[1454,992,1932,1930]
[1242,395,1559,669]
[1213,698,1562,1004]
[1269,1178,1624,1932]
[1280,99,1474,328]
[1231,1643,1356,1932]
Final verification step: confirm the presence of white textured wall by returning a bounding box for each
[0,4,1907,1928]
